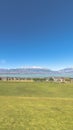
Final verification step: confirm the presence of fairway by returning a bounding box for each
[0,81,73,130]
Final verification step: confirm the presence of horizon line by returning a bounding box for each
[0,66,73,71]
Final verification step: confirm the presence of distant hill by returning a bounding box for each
[0,68,73,75]
[0,68,53,74]
[59,68,73,73]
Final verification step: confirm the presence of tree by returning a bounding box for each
[49,77,54,81]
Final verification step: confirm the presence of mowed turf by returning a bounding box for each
[0,81,73,130]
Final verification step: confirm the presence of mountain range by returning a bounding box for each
[0,67,73,75]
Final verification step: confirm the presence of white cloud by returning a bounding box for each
[20,65,43,69]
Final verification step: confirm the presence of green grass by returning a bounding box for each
[0,81,73,98]
[0,81,73,130]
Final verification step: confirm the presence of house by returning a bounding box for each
[53,77,65,83]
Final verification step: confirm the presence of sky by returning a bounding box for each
[0,0,73,70]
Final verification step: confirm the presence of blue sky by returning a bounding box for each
[0,0,73,70]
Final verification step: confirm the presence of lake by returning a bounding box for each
[0,73,73,78]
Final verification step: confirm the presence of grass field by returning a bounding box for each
[0,81,73,130]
